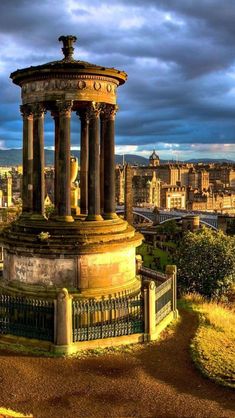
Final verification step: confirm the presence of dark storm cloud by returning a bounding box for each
[0,0,235,158]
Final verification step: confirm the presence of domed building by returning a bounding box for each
[149,150,160,167]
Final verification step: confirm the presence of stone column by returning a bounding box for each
[51,110,60,211]
[86,102,103,221]
[32,103,46,219]
[55,101,74,222]
[100,108,106,214]
[102,104,118,219]
[20,104,33,214]
[77,109,89,214]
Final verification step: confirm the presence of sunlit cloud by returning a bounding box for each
[0,0,235,159]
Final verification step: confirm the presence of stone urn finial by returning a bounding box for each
[58,35,77,61]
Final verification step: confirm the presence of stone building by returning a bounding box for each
[208,165,235,188]
[187,190,235,213]
[160,185,186,209]
[115,165,125,205]
[10,167,22,198]
[115,152,235,212]
[188,168,209,191]
[132,172,160,207]
[0,174,12,207]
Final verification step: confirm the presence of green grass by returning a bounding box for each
[0,407,33,417]
[157,240,176,248]
[0,342,59,357]
[181,294,235,388]
[137,242,173,270]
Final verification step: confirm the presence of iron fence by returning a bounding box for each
[72,294,144,342]
[0,294,54,341]
[155,277,173,324]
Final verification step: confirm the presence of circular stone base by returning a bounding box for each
[1,216,143,298]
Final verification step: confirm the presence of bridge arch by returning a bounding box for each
[200,220,218,230]
[159,216,181,224]
[116,210,153,224]
[160,216,218,230]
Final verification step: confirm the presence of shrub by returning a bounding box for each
[174,227,235,299]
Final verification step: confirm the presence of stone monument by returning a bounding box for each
[1,36,143,299]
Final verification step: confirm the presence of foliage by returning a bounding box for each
[0,205,21,226]
[182,294,235,388]
[45,203,55,219]
[174,227,235,299]
[156,220,179,235]
[38,231,51,241]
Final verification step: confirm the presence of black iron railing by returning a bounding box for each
[0,294,54,341]
[72,294,144,342]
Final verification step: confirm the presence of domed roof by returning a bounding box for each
[10,35,127,86]
[149,150,159,160]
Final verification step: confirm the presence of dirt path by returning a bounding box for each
[0,309,234,418]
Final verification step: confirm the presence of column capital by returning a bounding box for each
[87,101,102,119]
[20,104,34,119]
[76,108,90,123]
[101,103,119,121]
[31,103,46,118]
[54,100,73,118]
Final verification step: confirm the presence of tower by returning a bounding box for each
[149,150,160,167]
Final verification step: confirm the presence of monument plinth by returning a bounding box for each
[1,36,143,299]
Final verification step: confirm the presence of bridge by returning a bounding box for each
[116,206,218,230]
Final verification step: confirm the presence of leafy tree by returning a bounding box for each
[157,220,178,235]
[174,226,235,299]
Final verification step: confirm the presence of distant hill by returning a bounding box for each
[116,154,148,165]
[0,149,149,166]
[186,158,235,164]
[0,149,233,166]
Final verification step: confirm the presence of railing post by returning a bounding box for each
[135,254,143,275]
[143,280,156,341]
[143,285,148,334]
[165,264,178,318]
[54,288,73,353]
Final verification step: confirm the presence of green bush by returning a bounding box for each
[174,227,235,299]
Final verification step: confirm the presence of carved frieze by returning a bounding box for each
[21,77,118,105]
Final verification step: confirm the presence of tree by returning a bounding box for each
[174,226,235,299]
[157,220,178,236]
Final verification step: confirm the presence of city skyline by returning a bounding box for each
[0,0,235,160]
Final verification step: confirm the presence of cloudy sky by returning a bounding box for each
[1,0,235,161]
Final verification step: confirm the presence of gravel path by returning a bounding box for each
[0,309,234,418]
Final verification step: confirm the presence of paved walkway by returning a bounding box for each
[0,309,234,418]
